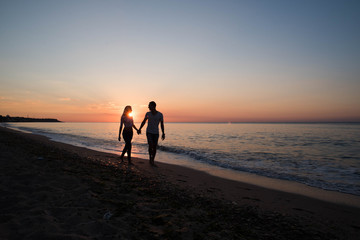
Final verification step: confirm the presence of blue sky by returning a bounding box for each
[1,0,359,122]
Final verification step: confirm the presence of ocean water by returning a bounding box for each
[3,122,360,196]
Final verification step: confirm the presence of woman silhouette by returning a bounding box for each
[118,106,139,164]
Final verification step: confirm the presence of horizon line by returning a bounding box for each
[58,121,360,124]
[2,115,360,124]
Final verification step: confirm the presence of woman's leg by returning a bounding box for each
[126,141,132,163]
[120,143,128,162]
[123,130,133,163]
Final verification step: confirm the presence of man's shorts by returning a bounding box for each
[146,133,159,146]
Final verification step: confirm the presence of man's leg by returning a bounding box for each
[147,133,154,164]
[147,133,159,165]
[149,143,155,165]
[151,134,159,165]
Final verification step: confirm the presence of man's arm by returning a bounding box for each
[161,119,165,140]
[138,115,148,134]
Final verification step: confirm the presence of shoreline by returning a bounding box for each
[151,151,360,208]
[202,166,360,208]
[1,126,360,239]
[5,123,360,207]
[4,121,359,203]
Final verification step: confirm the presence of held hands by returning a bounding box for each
[137,129,141,135]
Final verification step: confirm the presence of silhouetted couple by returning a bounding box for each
[118,101,165,166]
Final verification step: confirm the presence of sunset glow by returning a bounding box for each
[1,1,359,122]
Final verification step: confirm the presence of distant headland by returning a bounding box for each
[0,115,61,122]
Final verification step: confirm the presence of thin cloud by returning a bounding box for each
[58,98,72,101]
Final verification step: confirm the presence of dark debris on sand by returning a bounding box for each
[0,127,347,239]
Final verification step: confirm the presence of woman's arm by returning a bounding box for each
[129,116,138,132]
[132,122,139,131]
[118,118,123,141]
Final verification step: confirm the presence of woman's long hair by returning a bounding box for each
[122,106,132,118]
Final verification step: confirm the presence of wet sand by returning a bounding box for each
[1,126,359,239]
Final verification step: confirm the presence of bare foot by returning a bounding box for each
[149,159,156,167]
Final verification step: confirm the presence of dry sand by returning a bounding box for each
[1,126,359,239]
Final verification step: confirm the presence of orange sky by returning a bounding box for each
[1,95,358,123]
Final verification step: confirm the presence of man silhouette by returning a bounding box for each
[138,101,165,165]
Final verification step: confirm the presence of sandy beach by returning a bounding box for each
[1,126,359,239]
